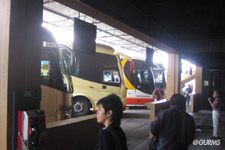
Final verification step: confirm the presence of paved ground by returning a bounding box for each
[188,110,225,150]
[121,106,225,150]
[121,107,150,150]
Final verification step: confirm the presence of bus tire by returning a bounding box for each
[71,97,91,117]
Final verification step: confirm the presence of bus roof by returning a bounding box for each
[96,43,115,55]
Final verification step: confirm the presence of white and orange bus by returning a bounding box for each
[121,57,155,106]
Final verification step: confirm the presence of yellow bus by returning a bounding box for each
[41,28,127,121]
[62,44,127,117]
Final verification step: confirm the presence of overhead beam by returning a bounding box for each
[54,0,177,53]
[44,7,149,50]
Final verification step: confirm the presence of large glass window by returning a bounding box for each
[103,69,120,84]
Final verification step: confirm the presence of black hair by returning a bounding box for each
[160,84,163,88]
[214,90,220,96]
[170,94,186,110]
[97,94,123,125]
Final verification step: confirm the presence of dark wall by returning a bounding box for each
[47,118,102,150]
[199,69,214,110]
[8,0,43,149]
[197,68,225,111]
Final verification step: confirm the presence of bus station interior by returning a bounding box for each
[1,0,225,150]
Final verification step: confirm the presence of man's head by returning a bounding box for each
[96,94,123,125]
[160,84,163,89]
[213,90,219,99]
[170,94,186,110]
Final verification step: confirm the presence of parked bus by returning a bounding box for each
[41,28,127,121]
[40,28,75,122]
[121,57,155,106]
[64,44,127,117]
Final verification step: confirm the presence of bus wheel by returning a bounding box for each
[72,98,90,117]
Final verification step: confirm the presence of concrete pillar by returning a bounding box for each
[0,1,11,149]
[166,53,181,100]
[0,0,43,149]
[195,67,203,94]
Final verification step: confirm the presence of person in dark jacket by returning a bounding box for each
[96,94,128,150]
[150,94,195,150]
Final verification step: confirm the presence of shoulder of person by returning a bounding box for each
[184,112,195,122]
[100,128,114,139]
[157,108,171,118]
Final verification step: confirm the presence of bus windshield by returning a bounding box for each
[135,68,155,94]
[137,69,153,85]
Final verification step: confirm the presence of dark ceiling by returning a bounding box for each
[65,0,225,76]
[127,0,225,40]
[125,0,225,75]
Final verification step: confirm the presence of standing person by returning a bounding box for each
[149,94,195,150]
[96,94,128,150]
[184,84,192,106]
[154,84,165,101]
[208,90,221,139]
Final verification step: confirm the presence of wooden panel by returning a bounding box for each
[0,0,11,149]
[195,67,202,94]
[46,115,102,150]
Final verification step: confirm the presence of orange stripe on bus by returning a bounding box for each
[127,97,154,105]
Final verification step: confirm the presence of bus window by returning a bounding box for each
[62,50,77,76]
[103,69,120,84]
[41,60,50,76]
